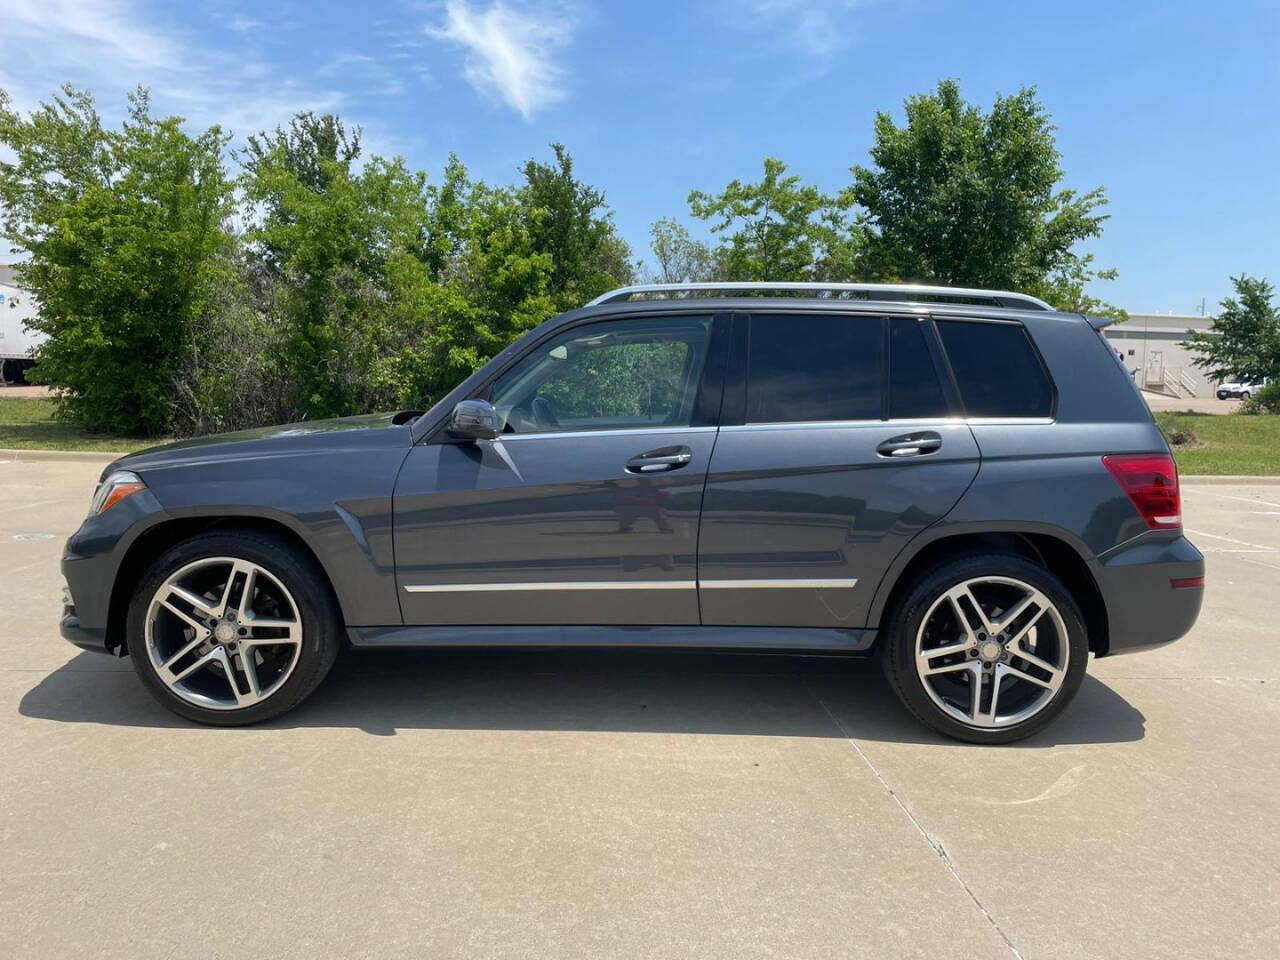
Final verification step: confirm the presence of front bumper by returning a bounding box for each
[1094,534,1204,656]
[60,573,114,654]
[58,582,113,653]
[59,487,167,656]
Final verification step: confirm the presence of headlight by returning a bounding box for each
[90,471,146,516]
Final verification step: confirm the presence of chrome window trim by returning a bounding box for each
[721,420,884,432]
[719,417,1052,432]
[962,417,1056,426]
[490,425,718,443]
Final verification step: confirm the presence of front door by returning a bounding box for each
[696,311,980,628]
[394,313,726,626]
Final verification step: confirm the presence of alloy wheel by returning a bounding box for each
[914,575,1070,729]
[144,556,303,711]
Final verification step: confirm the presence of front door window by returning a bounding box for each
[490,316,712,434]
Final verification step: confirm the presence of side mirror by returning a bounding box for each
[447,399,499,441]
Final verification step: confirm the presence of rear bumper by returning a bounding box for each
[1094,535,1204,656]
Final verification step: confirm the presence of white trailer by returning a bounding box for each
[0,280,45,383]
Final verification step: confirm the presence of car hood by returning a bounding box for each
[105,413,413,477]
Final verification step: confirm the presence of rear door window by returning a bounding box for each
[888,316,949,419]
[745,314,881,423]
[936,319,1054,418]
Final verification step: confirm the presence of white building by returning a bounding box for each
[1104,312,1217,399]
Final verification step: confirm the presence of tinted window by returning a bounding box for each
[889,317,948,419]
[936,319,1053,418]
[746,314,880,423]
[491,316,711,434]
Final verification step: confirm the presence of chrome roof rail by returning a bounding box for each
[586,282,1053,311]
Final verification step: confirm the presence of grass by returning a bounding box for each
[1154,411,1280,476]
[0,398,153,453]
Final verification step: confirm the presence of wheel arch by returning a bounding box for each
[105,514,342,655]
[868,525,1110,656]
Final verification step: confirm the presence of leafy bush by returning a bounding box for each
[0,81,1154,438]
[1,91,635,437]
[0,87,235,435]
[1241,382,1280,415]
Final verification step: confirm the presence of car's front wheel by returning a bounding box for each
[127,531,342,725]
[881,553,1088,744]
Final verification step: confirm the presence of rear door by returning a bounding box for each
[394,312,728,626]
[696,311,980,628]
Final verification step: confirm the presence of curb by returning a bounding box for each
[0,448,121,464]
[1181,475,1280,485]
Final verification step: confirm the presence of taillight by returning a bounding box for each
[1102,454,1181,530]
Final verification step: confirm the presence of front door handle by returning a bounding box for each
[876,432,943,458]
[626,445,693,473]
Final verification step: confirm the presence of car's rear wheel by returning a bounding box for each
[881,553,1088,744]
[1241,391,1251,401]
[127,531,341,725]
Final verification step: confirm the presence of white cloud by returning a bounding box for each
[317,53,378,79]
[0,0,410,152]
[427,1,576,120]
[741,0,875,60]
[5,0,180,71]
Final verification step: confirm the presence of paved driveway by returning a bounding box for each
[1,456,1277,959]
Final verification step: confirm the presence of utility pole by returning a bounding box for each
[1198,297,1206,316]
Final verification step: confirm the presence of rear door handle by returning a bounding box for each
[626,445,693,473]
[876,432,942,458]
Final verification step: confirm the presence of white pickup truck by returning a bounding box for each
[0,277,45,383]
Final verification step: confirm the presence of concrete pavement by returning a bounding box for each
[1,457,1277,959]
[1142,390,1242,414]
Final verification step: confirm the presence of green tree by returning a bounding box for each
[849,80,1120,315]
[240,113,432,420]
[409,164,556,406]
[688,157,857,281]
[1184,275,1280,384]
[648,217,717,283]
[393,146,634,410]
[518,143,633,310]
[0,85,236,435]
[242,112,361,196]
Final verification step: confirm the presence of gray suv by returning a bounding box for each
[60,283,1204,743]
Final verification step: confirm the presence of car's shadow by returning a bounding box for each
[19,648,1145,746]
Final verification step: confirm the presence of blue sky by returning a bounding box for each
[2,0,1276,313]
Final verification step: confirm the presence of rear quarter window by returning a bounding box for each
[936,319,1054,418]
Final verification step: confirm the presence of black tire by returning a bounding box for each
[127,530,342,726]
[880,553,1089,745]
[1241,391,1251,401]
